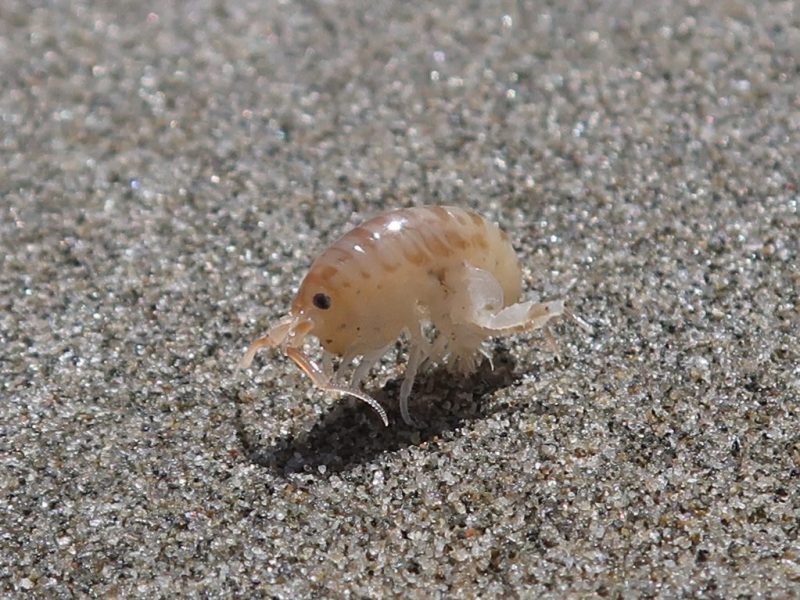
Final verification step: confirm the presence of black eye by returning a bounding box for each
[312,293,332,310]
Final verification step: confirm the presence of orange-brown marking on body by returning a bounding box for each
[349,225,378,249]
[469,212,483,226]
[402,248,428,265]
[431,206,451,222]
[472,232,489,249]
[317,265,339,281]
[421,229,451,256]
[401,231,432,265]
[445,228,468,249]
[299,271,324,291]
[325,247,353,264]
[354,221,402,272]
[452,210,470,227]
[377,259,399,273]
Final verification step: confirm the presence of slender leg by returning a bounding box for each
[237,336,274,372]
[544,323,561,362]
[479,347,494,370]
[350,344,392,388]
[333,349,360,384]
[427,330,450,366]
[399,344,426,426]
[321,350,335,378]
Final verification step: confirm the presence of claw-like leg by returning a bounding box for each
[451,263,564,334]
[238,314,304,371]
[286,347,388,426]
[471,298,565,333]
[237,335,274,372]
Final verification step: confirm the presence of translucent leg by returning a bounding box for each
[322,350,334,378]
[399,344,426,426]
[350,344,392,388]
[237,335,274,372]
[333,349,359,384]
[238,314,300,371]
[544,324,561,362]
[427,331,450,366]
[479,346,494,370]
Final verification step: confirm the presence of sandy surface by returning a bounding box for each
[2,0,798,596]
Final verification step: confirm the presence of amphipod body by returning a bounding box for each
[240,206,565,426]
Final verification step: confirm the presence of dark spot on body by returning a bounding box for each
[313,293,332,309]
[428,268,446,284]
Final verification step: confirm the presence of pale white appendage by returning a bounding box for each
[399,344,428,426]
[350,343,394,389]
[454,263,564,333]
[237,314,298,372]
